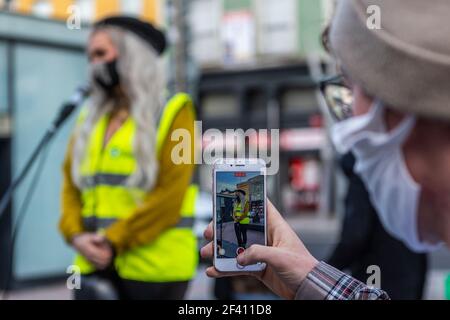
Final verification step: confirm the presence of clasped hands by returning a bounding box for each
[72,233,114,270]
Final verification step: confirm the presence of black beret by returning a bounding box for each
[235,189,246,196]
[94,16,166,55]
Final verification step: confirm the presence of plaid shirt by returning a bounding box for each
[295,261,390,300]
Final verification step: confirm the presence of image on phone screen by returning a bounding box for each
[215,171,265,258]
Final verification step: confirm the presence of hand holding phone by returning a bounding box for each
[202,199,319,300]
[213,158,267,272]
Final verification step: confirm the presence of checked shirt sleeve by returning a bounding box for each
[295,261,390,300]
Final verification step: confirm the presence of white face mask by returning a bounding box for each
[331,100,442,253]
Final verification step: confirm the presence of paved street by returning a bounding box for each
[1,219,449,300]
[1,266,448,300]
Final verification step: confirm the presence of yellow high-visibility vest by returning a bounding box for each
[73,93,198,282]
[234,201,250,225]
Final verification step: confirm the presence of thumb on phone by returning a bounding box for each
[236,244,279,267]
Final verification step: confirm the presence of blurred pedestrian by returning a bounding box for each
[233,190,249,249]
[59,16,198,300]
[327,153,428,300]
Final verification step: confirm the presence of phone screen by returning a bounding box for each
[215,171,265,259]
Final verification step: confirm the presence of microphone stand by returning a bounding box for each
[0,85,90,221]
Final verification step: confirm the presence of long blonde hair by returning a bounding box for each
[71,26,165,191]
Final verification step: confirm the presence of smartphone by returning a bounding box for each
[213,158,267,272]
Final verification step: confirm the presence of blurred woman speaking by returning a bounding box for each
[59,16,198,300]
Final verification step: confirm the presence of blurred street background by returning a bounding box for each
[0,0,449,300]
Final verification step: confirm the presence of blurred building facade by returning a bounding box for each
[1,0,163,24]
[0,12,89,289]
[188,0,333,68]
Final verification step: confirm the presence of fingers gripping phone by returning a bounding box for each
[213,159,267,272]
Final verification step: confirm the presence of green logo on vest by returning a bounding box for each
[110,148,120,158]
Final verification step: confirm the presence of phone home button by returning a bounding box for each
[236,263,245,270]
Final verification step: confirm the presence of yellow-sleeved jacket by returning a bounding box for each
[233,201,250,224]
[59,93,198,282]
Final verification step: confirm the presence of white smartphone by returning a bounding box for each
[213,158,267,272]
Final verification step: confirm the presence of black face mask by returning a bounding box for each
[91,59,120,94]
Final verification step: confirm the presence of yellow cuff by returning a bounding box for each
[104,222,130,255]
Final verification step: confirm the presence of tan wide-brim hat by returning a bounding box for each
[330,0,450,121]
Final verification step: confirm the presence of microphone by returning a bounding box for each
[51,84,91,131]
[0,84,91,221]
